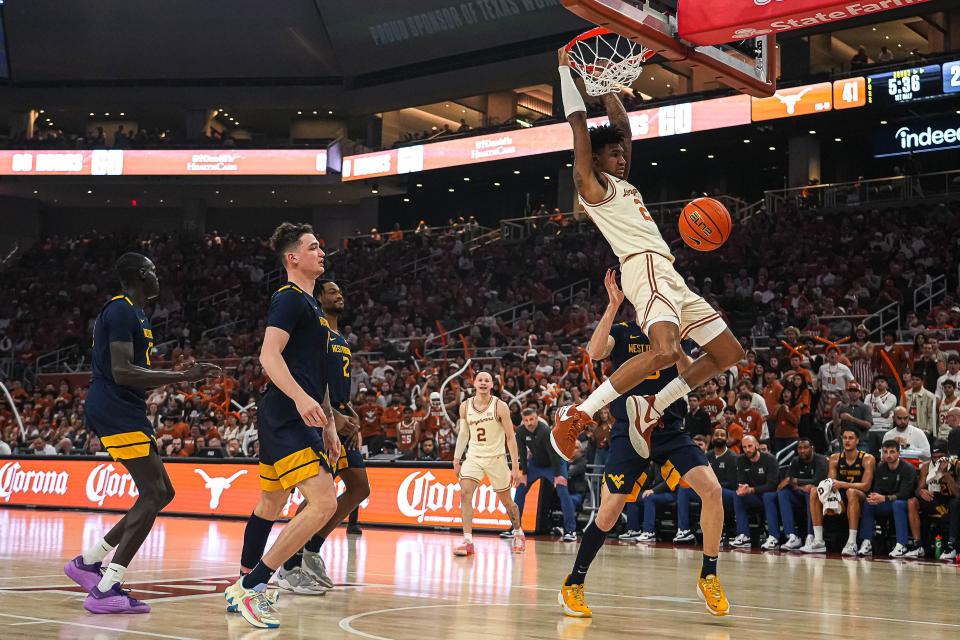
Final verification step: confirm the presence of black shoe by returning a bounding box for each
[346,524,363,536]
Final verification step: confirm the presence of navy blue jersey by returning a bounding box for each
[258,282,330,427]
[608,321,687,426]
[86,295,154,434]
[326,329,352,413]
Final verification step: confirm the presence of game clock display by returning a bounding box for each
[867,65,943,105]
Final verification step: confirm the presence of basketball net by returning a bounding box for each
[565,27,653,97]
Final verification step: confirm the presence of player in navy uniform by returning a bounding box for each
[280,280,368,590]
[226,223,341,629]
[64,252,221,615]
[558,270,730,618]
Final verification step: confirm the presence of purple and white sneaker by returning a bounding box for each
[84,583,151,614]
[64,556,103,591]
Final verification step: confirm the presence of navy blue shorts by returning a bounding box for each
[603,420,708,501]
[258,418,332,491]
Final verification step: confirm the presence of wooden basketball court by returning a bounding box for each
[0,508,956,639]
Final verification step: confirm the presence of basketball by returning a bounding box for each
[678,197,732,251]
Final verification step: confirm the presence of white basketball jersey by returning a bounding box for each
[464,396,505,458]
[578,172,674,264]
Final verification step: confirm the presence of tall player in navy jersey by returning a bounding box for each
[226,223,341,629]
[558,270,730,618]
[65,252,221,614]
[279,280,369,590]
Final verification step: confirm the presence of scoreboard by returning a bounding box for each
[867,65,944,105]
[944,59,960,95]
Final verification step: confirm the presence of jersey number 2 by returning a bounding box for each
[476,427,486,442]
[342,356,350,378]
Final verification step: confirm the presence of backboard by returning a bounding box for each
[561,0,778,97]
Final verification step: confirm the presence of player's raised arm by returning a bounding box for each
[600,91,632,176]
[586,269,624,361]
[559,47,605,204]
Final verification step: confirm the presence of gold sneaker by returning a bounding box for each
[696,574,730,617]
[558,577,593,618]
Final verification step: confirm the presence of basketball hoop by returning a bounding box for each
[564,27,653,97]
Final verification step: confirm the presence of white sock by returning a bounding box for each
[97,563,126,592]
[577,379,620,416]
[513,528,524,537]
[653,376,691,414]
[813,526,824,543]
[82,537,115,565]
[463,534,473,544]
[847,529,858,545]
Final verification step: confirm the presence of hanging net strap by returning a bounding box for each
[565,27,653,97]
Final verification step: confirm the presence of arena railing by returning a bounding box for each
[914,274,947,321]
[763,169,960,215]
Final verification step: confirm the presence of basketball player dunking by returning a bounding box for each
[225,223,341,629]
[559,269,729,618]
[552,46,745,475]
[65,253,221,614]
[452,371,525,555]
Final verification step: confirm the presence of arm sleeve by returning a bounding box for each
[105,303,137,343]
[267,291,303,333]
[896,463,917,501]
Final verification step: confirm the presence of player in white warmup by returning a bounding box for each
[452,371,525,556]
[550,46,745,464]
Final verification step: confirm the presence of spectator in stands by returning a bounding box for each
[771,437,827,550]
[851,45,870,69]
[915,343,941,392]
[867,377,897,441]
[873,331,909,388]
[723,407,743,454]
[832,382,873,447]
[904,372,938,437]
[858,440,918,558]
[883,406,931,456]
[762,368,783,418]
[358,390,385,455]
[908,439,959,561]
[735,392,764,442]
[877,45,894,63]
[946,408,960,456]
[731,435,780,548]
[28,433,56,455]
[936,355,960,400]
[736,379,768,420]
[225,437,244,458]
[700,379,725,427]
[417,438,438,461]
[938,379,959,439]
[772,386,802,453]
[683,394,711,438]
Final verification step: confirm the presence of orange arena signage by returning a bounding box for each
[0,458,539,531]
[342,94,754,180]
[0,149,328,176]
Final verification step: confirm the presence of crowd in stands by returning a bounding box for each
[2,200,959,555]
[850,45,926,70]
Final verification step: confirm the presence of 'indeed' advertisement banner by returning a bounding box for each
[678,0,934,46]
[342,94,752,180]
[874,116,960,157]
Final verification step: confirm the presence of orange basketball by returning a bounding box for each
[678,197,732,252]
